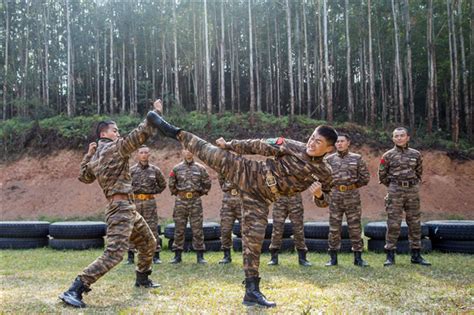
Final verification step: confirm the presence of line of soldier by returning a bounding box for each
[59,99,431,309]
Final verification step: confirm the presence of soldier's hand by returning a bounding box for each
[87,142,97,156]
[309,181,323,198]
[216,137,227,149]
[153,99,163,113]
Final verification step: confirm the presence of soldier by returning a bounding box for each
[146,110,337,308]
[168,149,211,264]
[218,172,243,264]
[379,127,431,266]
[125,145,167,265]
[268,193,311,266]
[324,134,370,267]
[59,100,163,308]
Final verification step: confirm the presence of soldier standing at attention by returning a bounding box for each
[268,193,311,266]
[146,109,336,308]
[59,100,164,308]
[324,133,370,267]
[125,145,167,265]
[379,127,431,266]
[168,149,211,264]
[218,172,243,264]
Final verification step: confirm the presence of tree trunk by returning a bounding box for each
[109,19,114,114]
[345,0,354,121]
[426,0,435,134]
[66,0,73,117]
[377,34,387,128]
[204,0,212,115]
[447,0,459,144]
[133,37,138,114]
[368,0,376,126]
[121,41,126,113]
[302,1,311,117]
[103,32,107,113]
[43,2,50,109]
[219,1,225,113]
[323,0,332,122]
[248,0,256,120]
[230,12,235,112]
[404,0,415,131]
[95,29,100,114]
[172,3,180,106]
[267,20,273,114]
[296,3,302,115]
[3,0,9,120]
[391,0,404,124]
[275,16,281,117]
[286,0,295,118]
[458,0,471,140]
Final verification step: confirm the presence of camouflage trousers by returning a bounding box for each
[129,199,161,252]
[79,200,156,287]
[270,194,307,251]
[172,196,205,251]
[328,190,363,252]
[220,193,243,250]
[179,131,276,277]
[384,183,422,250]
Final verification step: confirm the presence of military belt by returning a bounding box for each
[134,194,155,201]
[335,184,357,192]
[393,179,418,188]
[178,191,200,199]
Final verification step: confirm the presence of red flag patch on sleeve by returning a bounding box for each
[276,137,285,145]
[380,158,386,164]
[169,170,175,177]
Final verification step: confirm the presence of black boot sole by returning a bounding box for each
[242,300,276,308]
[59,294,86,308]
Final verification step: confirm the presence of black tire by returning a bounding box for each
[48,222,107,239]
[432,240,474,254]
[49,238,104,250]
[230,237,294,253]
[364,221,429,240]
[304,221,350,239]
[164,222,221,240]
[231,220,293,239]
[305,239,352,253]
[0,221,50,238]
[0,237,48,249]
[426,220,474,241]
[168,239,222,252]
[367,238,432,254]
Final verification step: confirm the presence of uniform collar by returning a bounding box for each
[337,150,349,158]
[139,161,149,169]
[394,144,409,152]
[98,137,113,143]
[184,159,194,165]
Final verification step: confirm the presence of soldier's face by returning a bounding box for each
[101,123,120,141]
[335,136,350,152]
[137,148,150,163]
[306,130,333,157]
[392,130,410,147]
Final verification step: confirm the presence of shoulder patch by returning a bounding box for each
[266,137,285,145]
[169,170,175,177]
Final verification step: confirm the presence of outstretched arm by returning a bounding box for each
[216,137,284,156]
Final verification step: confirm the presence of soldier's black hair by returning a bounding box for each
[338,133,351,141]
[393,126,409,135]
[315,125,338,146]
[138,145,149,151]
[96,120,116,139]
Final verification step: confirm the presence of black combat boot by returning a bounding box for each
[242,277,276,308]
[135,270,160,288]
[325,250,338,266]
[384,249,396,266]
[297,250,312,266]
[353,251,369,267]
[153,251,162,264]
[267,249,279,265]
[411,249,431,266]
[124,250,134,265]
[59,276,91,308]
[219,249,232,264]
[170,250,182,264]
[146,111,181,140]
[197,250,207,264]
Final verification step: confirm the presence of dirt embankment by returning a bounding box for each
[1,147,473,221]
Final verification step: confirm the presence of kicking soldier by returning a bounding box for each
[125,145,167,265]
[59,100,163,308]
[324,133,370,267]
[268,193,311,266]
[146,110,337,308]
[379,127,431,266]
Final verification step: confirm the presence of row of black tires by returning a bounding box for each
[1,220,473,253]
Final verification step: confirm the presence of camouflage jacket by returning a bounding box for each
[218,173,239,193]
[78,113,157,197]
[225,137,333,207]
[131,162,166,195]
[378,145,423,186]
[324,150,370,189]
[168,160,212,196]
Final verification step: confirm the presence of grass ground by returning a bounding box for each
[1,248,473,313]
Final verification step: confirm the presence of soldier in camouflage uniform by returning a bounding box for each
[59,100,164,308]
[168,149,211,264]
[218,172,243,264]
[146,110,337,308]
[268,193,311,266]
[379,127,431,266]
[324,134,370,267]
[125,145,166,265]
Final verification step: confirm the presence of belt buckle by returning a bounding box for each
[231,189,238,196]
[339,185,347,192]
[401,181,409,188]
[266,175,277,187]
[185,192,193,199]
